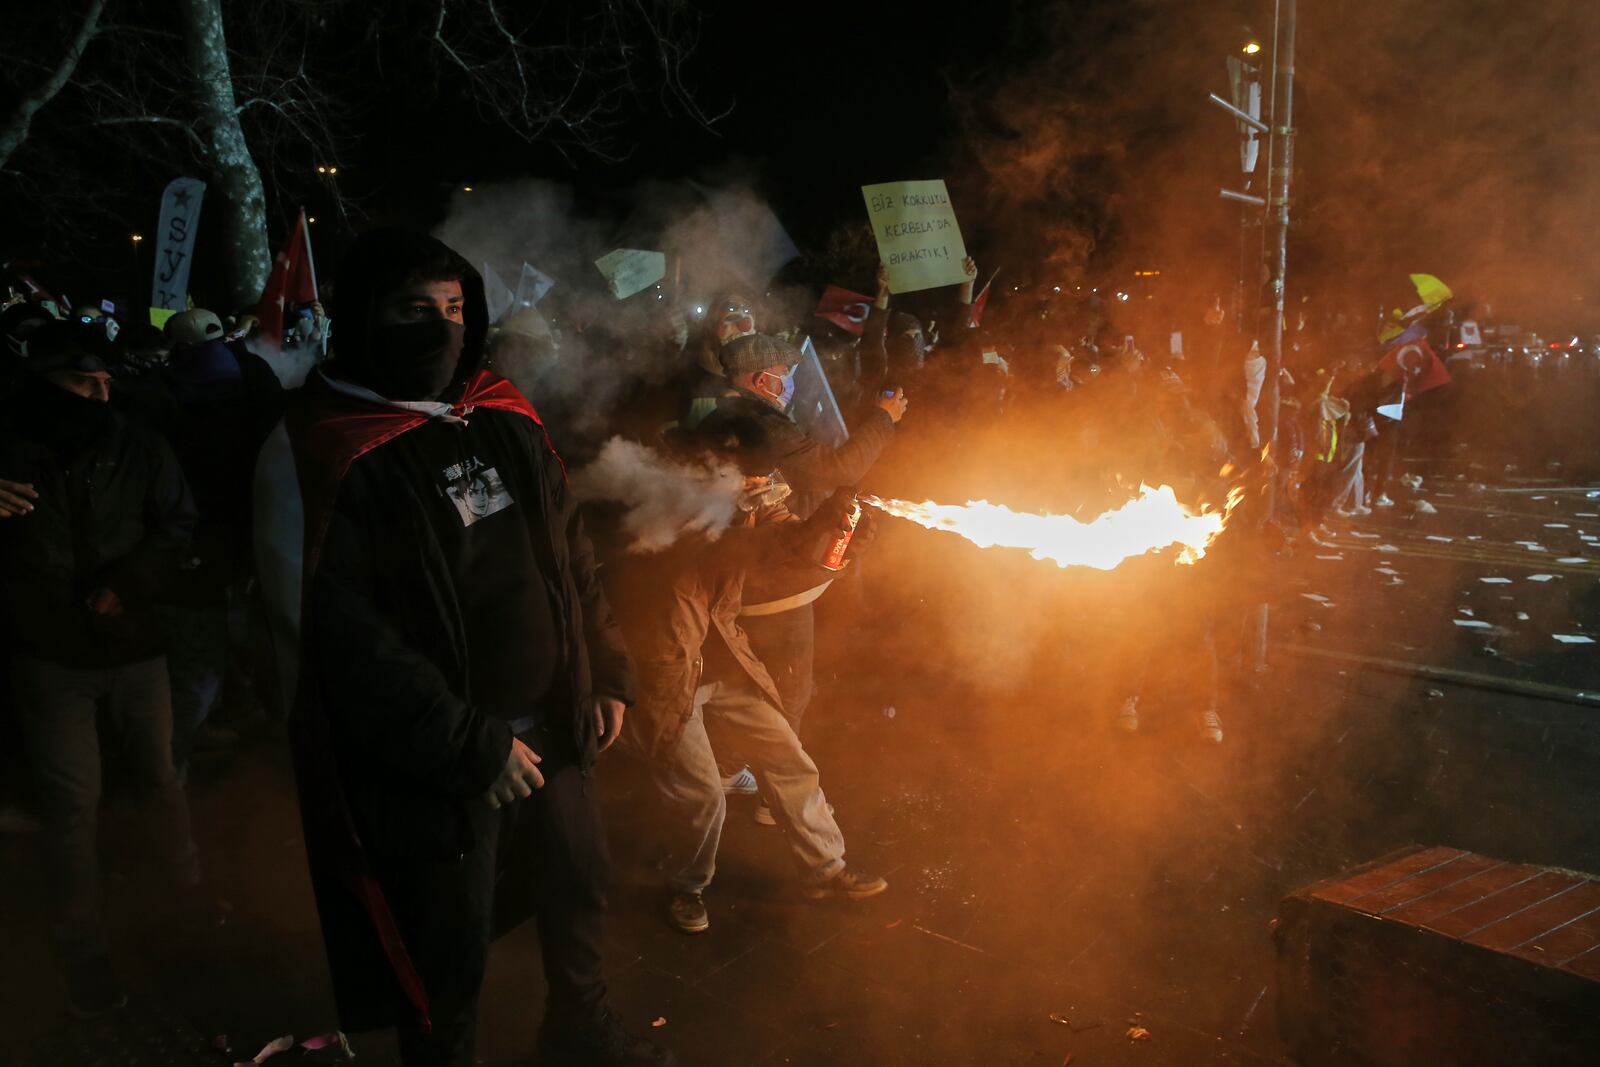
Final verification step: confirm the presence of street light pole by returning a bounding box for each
[1261,0,1297,453]
[1244,0,1297,674]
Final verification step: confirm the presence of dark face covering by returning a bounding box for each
[19,374,111,455]
[368,320,466,400]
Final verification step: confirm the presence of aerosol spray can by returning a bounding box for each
[816,499,863,571]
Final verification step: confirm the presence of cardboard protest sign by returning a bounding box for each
[151,177,206,313]
[861,180,968,295]
[595,249,666,300]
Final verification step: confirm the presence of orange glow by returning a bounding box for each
[861,484,1242,571]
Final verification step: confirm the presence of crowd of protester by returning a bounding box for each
[0,215,1508,1066]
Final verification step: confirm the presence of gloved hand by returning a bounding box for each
[804,487,858,537]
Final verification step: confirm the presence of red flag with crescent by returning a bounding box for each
[813,285,874,336]
[1379,337,1451,397]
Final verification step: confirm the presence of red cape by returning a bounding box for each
[282,367,559,1031]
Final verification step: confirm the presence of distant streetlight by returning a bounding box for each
[316,164,339,175]
[1242,40,1261,55]
[130,233,143,244]
[462,185,474,192]
[308,216,317,224]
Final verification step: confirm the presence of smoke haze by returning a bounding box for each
[571,436,744,553]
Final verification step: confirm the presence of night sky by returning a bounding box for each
[4,0,1597,332]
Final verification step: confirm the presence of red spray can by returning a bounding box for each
[817,500,863,571]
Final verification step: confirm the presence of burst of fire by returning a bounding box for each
[860,484,1244,571]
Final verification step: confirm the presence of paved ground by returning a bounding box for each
[4,451,1599,1067]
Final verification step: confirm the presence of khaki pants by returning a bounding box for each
[648,678,845,894]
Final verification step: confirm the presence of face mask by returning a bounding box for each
[370,320,466,399]
[754,367,796,411]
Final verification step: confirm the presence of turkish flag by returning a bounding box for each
[257,209,318,351]
[1379,337,1451,397]
[969,277,994,327]
[813,285,874,336]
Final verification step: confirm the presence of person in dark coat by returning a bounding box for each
[0,320,200,1017]
[253,230,670,1067]
[696,333,904,801]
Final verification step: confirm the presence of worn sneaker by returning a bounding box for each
[63,954,128,1019]
[667,891,709,934]
[1351,504,1373,516]
[804,868,888,901]
[720,768,757,795]
[1374,494,1395,507]
[1199,707,1224,744]
[537,1005,676,1067]
[1115,697,1140,733]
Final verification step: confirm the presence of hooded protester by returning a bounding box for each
[0,320,200,1017]
[252,230,669,1067]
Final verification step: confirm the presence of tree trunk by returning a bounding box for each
[0,0,108,171]
[176,0,269,311]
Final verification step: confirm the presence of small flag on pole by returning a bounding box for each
[256,209,318,352]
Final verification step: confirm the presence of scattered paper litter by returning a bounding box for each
[1557,557,1590,564]
[651,1017,668,1028]
[1125,1026,1152,1041]
[1524,545,1548,552]
[1553,634,1596,645]
[1545,523,1571,529]
[1300,593,1335,605]
[1425,535,1455,543]
[1413,500,1438,514]
[1348,532,1380,539]
[1528,574,1557,582]
[1576,512,1599,518]
[1316,554,1344,561]
[1454,620,1492,629]
[1375,543,1401,552]
[1479,577,1513,584]
[1532,495,1548,500]
[1376,567,1401,576]
[1517,612,1531,621]
[1467,535,1482,540]
[1458,608,1475,616]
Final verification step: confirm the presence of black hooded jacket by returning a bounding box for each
[255,230,635,1029]
[0,376,196,667]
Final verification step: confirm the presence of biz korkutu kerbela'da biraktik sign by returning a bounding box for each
[862,179,969,295]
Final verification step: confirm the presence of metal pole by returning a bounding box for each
[1262,0,1296,453]
[1247,0,1296,673]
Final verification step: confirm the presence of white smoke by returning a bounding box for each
[571,436,744,553]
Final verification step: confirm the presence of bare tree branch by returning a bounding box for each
[0,0,110,170]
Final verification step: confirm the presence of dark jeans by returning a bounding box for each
[9,655,199,960]
[380,761,610,1067]
[740,603,815,735]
